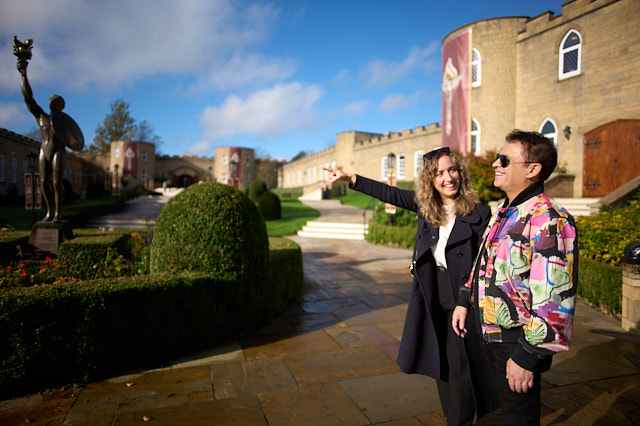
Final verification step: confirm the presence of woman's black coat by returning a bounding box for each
[350,175,499,418]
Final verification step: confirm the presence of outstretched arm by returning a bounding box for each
[322,166,356,186]
[17,61,44,119]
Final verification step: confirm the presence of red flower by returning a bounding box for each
[21,270,28,278]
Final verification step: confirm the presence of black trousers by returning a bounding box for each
[435,270,475,426]
[482,342,541,426]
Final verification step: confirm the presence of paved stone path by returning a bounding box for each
[1,199,639,424]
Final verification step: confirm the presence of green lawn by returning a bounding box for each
[265,199,321,237]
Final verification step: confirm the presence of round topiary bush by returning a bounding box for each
[257,191,281,220]
[150,183,269,281]
[248,180,268,203]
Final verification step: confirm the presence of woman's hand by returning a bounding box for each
[452,306,468,338]
[321,166,356,186]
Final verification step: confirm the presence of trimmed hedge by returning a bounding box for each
[150,183,269,283]
[258,191,282,220]
[58,231,131,279]
[366,223,415,248]
[248,180,268,203]
[577,256,622,317]
[0,237,303,399]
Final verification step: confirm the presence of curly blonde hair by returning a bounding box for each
[414,151,479,227]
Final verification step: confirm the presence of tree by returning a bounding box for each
[24,126,41,141]
[255,155,285,189]
[290,150,309,162]
[89,99,162,153]
[90,99,135,153]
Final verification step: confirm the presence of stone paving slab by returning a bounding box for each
[1,198,640,424]
[339,372,441,424]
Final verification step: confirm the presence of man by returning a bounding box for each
[16,39,84,222]
[452,130,578,425]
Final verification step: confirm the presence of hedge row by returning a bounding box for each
[364,223,623,317]
[577,256,622,317]
[0,237,303,399]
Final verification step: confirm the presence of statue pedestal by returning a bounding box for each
[29,221,74,255]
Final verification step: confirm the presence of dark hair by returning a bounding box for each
[505,130,557,181]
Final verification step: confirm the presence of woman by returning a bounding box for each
[324,147,498,425]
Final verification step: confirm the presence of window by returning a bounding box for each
[312,167,317,183]
[115,147,120,158]
[142,151,147,162]
[0,155,4,182]
[471,48,481,87]
[10,157,17,184]
[381,156,389,180]
[539,118,558,146]
[221,173,228,184]
[471,118,481,155]
[245,156,251,166]
[559,30,582,80]
[414,150,424,177]
[398,154,406,179]
[222,155,227,165]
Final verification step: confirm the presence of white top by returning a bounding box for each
[432,204,455,269]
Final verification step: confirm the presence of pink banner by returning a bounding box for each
[441,29,470,155]
[122,141,138,180]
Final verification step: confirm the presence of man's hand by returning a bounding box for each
[321,166,355,186]
[506,358,534,393]
[16,60,28,75]
[451,306,468,338]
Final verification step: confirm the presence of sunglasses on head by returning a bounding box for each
[495,153,537,168]
[423,147,450,162]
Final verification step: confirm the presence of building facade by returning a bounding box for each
[279,0,640,198]
[0,129,256,201]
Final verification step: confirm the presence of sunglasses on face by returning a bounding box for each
[423,147,450,162]
[495,153,537,168]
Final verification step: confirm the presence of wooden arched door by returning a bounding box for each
[583,119,640,197]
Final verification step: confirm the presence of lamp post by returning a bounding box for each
[114,164,119,195]
[386,152,396,226]
[230,159,238,188]
[26,151,38,224]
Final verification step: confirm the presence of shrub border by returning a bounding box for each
[0,237,303,399]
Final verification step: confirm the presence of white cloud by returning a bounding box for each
[378,90,432,114]
[363,42,440,88]
[0,0,280,93]
[185,140,214,156]
[330,69,351,87]
[193,53,298,92]
[200,82,323,140]
[0,102,34,128]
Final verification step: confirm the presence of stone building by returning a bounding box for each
[0,128,256,201]
[279,0,640,198]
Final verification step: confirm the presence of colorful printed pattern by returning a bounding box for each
[469,193,577,354]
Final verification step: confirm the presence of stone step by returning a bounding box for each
[297,221,367,240]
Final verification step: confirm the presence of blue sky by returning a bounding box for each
[0,0,565,161]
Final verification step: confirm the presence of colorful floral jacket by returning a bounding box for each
[458,182,578,372]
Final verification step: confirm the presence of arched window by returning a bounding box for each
[381,156,388,180]
[414,150,424,178]
[398,154,406,179]
[539,118,558,146]
[559,30,582,80]
[471,118,481,155]
[471,48,482,87]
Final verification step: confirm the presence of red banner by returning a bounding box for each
[122,141,138,180]
[441,29,470,155]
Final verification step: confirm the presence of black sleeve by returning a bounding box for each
[350,175,419,213]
